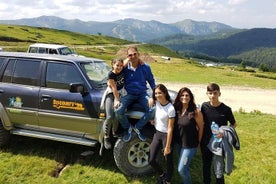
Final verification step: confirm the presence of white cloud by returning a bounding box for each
[0,0,275,28]
[228,0,248,5]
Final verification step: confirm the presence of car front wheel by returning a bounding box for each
[113,135,153,176]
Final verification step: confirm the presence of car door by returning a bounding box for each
[0,58,41,128]
[38,61,98,137]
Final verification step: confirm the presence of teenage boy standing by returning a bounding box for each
[200,83,237,184]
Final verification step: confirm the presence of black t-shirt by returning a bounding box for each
[201,102,235,145]
[177,111,199,148]
[108,70,124,90]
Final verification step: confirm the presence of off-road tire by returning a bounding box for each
[0,121,10,147]
[113,134,153,176]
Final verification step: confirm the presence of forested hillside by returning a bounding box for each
[150,28,276,70]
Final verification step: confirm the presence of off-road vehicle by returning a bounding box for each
[27,43,79,56]
[0,52,176,176]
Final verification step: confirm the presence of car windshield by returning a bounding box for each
[80,60,110,89]
[58,47,74,55]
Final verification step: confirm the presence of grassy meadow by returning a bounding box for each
[0,112,275,184]
[150,58,276,89]
[0,24,275,183]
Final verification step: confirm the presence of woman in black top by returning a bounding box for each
[103,58,125,149]
[174,87,203,184]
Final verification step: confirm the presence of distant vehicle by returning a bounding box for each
[161,56,170,60]
[27,43,81,56]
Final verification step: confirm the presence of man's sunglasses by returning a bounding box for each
[128,53,137,57]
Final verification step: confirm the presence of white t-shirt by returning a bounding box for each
[154,101,175,133]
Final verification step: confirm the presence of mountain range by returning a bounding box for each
[0,16,275,69]
[0,15,236,42]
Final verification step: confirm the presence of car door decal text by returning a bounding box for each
[52,99,85,111]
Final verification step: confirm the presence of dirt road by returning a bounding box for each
[164,83,276,115]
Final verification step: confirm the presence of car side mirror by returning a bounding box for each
[69,83,86,94]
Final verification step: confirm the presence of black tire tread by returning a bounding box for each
[0,122,10,147]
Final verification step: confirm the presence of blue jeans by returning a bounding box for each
[178,147,197,184]
[115,93,153,130]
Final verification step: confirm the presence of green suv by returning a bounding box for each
[0,52,163,176]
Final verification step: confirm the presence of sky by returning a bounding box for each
[0,0,275,29]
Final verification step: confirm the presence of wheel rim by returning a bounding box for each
[127,141,150,168]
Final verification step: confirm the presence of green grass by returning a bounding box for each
[1,112,275,183]
[150,58,276,89]
[0,24,133,54]
[226,113,276,184]
[0,24,132,45]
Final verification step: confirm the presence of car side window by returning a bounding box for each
[14,59,41,86]
[49,49,58,54]
[29,47,38,53]
[2,59,15,83]
[58,47,73,55]
[0,57,5,68]
[2,59,41,86]
[46,62,83,89]
[38,47,46,53]
[0,57,5,75]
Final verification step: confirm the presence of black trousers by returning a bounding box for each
[149,130,174,182]
[201,143,225,184]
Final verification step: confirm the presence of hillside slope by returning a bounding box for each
[150,28,276,68]
[0,24,180,60]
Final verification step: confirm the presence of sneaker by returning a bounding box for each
[112,131,119,138]
[156,173,168,184]
[104,137,112,150]
[133,126,146,141]
[123,126,132,142]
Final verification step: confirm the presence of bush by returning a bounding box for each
[236,68,256,73]
[259,63,269,72]
[252,73,276,80]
